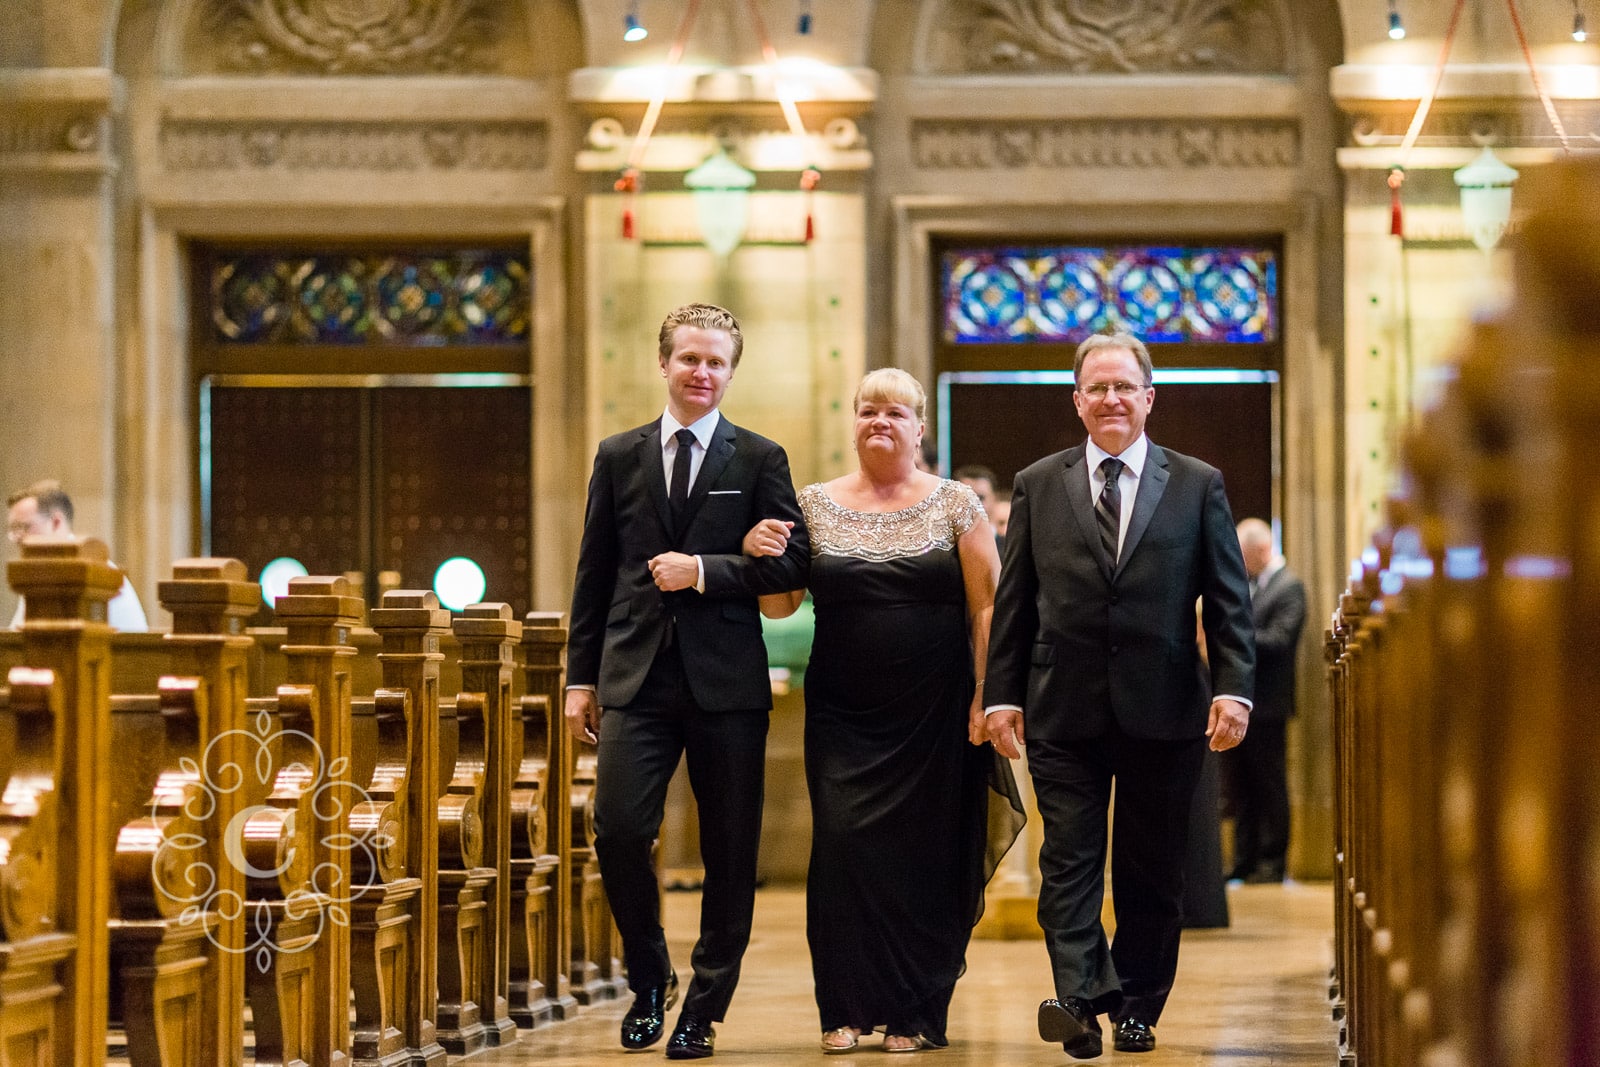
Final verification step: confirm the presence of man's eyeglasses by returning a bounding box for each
[1078,380,1146,400]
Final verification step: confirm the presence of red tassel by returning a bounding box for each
[1387,167,1405,238]
[800,166,822,245]
[614,167,641,241]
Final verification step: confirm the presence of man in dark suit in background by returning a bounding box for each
[1225,517,1307,885]
[565,303,808,1060]
[984,332,1255,1059]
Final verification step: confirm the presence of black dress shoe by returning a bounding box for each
[1243,861,1286,884]
[620,973,679,1050]
[1038,997,1102,1059]
[665,1013,716,1060]
[1113,1017,1156,1053]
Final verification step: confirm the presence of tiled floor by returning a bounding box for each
[471,880,1339,1064]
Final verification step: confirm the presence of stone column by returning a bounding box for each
[0,69,124,624]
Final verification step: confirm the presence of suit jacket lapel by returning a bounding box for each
[678,417,737,539]
[1061,446,1115,581]
[636,420,674,541]
[1116,442,1170,579]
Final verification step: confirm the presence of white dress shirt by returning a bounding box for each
[661,408,719,594]
[10,572,149,631]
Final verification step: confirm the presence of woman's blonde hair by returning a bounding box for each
[853,368,927,422]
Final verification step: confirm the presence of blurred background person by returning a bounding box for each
[955,464,1006,552]
[1224,518,1306,885]
[7,479,148,631]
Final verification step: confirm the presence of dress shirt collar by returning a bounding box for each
[661,408,721,450]
[1085,433,1149,479]
[1258,556,1286,588]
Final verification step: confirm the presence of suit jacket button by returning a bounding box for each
[1110,645,1119,655]
[1110,594,1119,604]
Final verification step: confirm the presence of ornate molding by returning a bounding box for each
[911,119,1299,170]
[159,120,547,172]
[187,0,512,75]
[926,0,1288,75]
[0,70,119,176]
[1346,107,1600,148]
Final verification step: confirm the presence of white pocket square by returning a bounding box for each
[708,489,741,495]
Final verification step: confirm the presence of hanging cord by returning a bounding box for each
[1389,0,1468,236]
[742,0,821,241]
[1504,0,1572,154]
[616,0,706,238]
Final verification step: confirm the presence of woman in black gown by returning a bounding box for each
[744,369,1025,1053]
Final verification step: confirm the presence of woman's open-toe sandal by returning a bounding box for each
[821,1027,861,1054]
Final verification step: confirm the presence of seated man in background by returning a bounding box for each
[7,479,149,631]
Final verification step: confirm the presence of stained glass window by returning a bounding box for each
[942,245,1277,344]
[210,251,530,345]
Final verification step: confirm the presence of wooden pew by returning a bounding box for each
[273,576,365,1066]
[6,536,123,1065]
[2,552,588,1061]
[367,591,451,1066]
[434,692,496,1053]
[451,604,522,1050]
[1330,161,1600,1067]
[156,558,262,1067]
[106,680,217,1065]
[0,666,75,1062]
[509,612,577,1028]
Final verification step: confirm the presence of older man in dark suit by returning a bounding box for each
[985,332,1255,1059]
[1225,517,1307,885]
[565,303,808,1060]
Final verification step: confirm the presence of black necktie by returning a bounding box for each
[1096,457,1123,565]
[670,428,696,522]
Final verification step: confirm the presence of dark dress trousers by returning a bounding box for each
[987,440,1254,1025]
[567,415,808,1021]
[1223,563,1307,880]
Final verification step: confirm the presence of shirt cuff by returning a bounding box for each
[694,555,706,594]
[983,704,1022,717]
[566,684,597,693]
[1214,694,1252,710]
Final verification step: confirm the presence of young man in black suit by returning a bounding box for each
[985,332,1256,1058]
[564,303,809,1059]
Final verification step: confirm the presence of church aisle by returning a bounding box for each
[475,881,1336,1065]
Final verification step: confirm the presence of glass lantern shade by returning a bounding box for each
[684,150,758,256]
[1453,146,1519,253]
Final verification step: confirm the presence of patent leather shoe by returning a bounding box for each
[619,973,678,1050]
[665,1013,716,1059]
[1112,1017,1156,1053]
[1037,997,1101,1059]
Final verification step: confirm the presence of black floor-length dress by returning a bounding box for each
[798,480,1024,1044]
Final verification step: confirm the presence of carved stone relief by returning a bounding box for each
[912,119,1299,169]
[184,0,524,75]
[924,0,1288,74]
[160,120,548,172]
